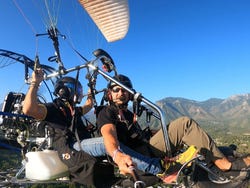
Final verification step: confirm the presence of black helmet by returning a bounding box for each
[108,74,133,89]
[54,77,83,103]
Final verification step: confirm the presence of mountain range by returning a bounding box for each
[153,94,250,133]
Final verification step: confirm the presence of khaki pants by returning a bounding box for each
[149,116,225,163]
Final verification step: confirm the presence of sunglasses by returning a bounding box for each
[112,87,127,93]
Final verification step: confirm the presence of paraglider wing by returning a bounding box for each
[78,0,129,42]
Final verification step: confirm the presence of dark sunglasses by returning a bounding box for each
[112,87,127,93]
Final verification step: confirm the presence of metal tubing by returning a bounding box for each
[44,63,88,79]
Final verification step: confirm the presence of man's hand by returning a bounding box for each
[31,68,44,85]
[113,151,136,175]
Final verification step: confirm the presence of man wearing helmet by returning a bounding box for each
[95,74,250,183]
[22,69,108,187]
[53,76,84,104]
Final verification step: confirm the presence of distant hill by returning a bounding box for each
[152,94,250,133]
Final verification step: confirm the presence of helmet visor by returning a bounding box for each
[64,82,83,103]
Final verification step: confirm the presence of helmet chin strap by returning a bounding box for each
[58,96,74,106]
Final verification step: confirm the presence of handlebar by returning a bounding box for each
[130,167,146,188]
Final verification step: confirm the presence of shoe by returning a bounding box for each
[176,145,198,165]
[157,170,178,184]
[161,145,198,167]
[158,145,198,184]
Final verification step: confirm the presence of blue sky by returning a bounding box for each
[1,0,250,105]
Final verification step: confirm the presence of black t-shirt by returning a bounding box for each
[96,105,142,147]
[44,98,91,140]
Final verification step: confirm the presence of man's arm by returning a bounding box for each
[22,69,47,120]
[101,123,134,175]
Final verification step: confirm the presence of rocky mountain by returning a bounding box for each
[153,94,250,133]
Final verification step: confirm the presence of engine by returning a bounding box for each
[0,92,49,149]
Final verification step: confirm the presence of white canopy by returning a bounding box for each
[79,0,130,42]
